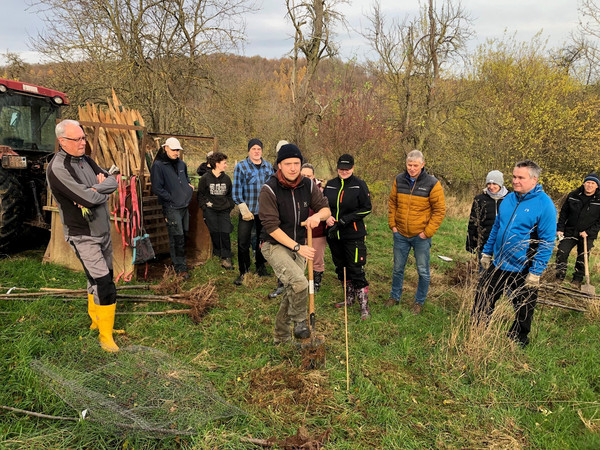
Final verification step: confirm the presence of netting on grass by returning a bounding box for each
[31,345,246,435]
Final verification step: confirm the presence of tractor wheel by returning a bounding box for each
[0,167,24,251]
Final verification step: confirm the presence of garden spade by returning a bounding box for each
[582,237,596,297]
[300,225,325,370]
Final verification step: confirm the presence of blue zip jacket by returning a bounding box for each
[150,153,193,209]
[483,184,556,275]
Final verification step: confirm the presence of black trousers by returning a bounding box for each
[472,265,538,344]
[237,214,266,275]
[555,236,594,282]
[327,236,368,289]
[203,208,233,258]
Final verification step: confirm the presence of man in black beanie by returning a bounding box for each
[555,172,600,287]
[259,144,330,344]
[232,138,273,285]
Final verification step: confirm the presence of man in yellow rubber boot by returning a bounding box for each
[47,119,120,352]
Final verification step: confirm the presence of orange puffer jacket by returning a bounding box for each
[388,169,446,238]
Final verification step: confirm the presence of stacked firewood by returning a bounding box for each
[78,90,145,177]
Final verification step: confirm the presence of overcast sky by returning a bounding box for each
[0,0,580,66]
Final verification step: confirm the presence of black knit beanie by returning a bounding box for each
[247,138,263,151]
[276,144,303,164]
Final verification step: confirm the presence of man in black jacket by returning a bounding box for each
[150,137,194,278]
[258,144,330,344]
[555,173,600,287]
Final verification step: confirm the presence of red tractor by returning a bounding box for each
[0,78,69,250]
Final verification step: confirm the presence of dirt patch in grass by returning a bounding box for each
[244,363,334,415]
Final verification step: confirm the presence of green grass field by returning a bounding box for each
[1,205,599,449]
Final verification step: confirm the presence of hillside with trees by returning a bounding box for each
[3,0,600,196]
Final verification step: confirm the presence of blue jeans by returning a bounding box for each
[390,233,431,305]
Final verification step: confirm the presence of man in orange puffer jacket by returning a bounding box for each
[386,150,446,314]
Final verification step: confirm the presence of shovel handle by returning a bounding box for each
[306,226,315,329]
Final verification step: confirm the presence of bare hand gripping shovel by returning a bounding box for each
[582,237,596,297]
[300,225,326,370]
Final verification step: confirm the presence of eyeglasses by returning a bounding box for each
[61,135,87,143]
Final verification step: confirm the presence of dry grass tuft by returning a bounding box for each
[444,195,472,219]
[586,298,600,321]
[440,279,525,381]
[578,409,600,433]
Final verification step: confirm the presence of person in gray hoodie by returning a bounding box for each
[47,119,120,352]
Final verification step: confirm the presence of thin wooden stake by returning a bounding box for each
[343,267,349,393]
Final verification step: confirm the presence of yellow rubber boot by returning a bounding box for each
[96,303,120,352]
[88,294,99,330]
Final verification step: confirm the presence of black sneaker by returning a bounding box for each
[256,265,270,277]
[234,274,245,285]
[293,320,311,339]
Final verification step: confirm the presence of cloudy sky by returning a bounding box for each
[1,0,580,66]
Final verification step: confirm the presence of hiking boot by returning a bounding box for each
[412,303,423,315]
[293,320,311,339]
[221,258,233,270]
[256,265,270,277]
[268,279,284,299]
[384,297,399,307]
[234,273,245,286]
[313,271,323,293]
[571,280,582,290]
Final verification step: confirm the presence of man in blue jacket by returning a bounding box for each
[472,160,557,347]
[151,137,194,279]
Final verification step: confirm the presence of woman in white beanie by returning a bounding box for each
[466,170,509,267]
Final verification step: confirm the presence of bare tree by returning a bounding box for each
[364,0,472,153]
[30,0,255,133]
[285,0,347,153]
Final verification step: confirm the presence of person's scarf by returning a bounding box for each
[276,169,302,189]
[485,185,508,200]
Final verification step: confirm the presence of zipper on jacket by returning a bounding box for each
[291,189,298,243]
[335,179,345,239]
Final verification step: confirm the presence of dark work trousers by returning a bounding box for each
[472,265,538,345]
[556,235,594,282]
[203,208,233,258]
[68,234,116,305]
[326,236,368,289]
[163,206,189,274]
[237,214,266,275]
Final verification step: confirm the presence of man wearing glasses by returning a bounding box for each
[47,119,120,352]
[150,137,194,279]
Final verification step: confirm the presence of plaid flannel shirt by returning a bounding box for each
[232,157,274,214]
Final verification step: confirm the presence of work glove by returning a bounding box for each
[480,254,492,270]
[327,223,340,239]
[557,231,564,241]
[238,202,254,221]
[525,273,540,288]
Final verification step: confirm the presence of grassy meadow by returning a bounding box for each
[1,197,599,449]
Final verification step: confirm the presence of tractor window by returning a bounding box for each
[0,93,61,152]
